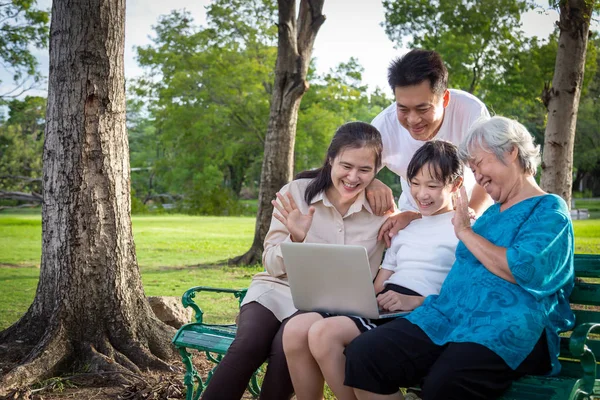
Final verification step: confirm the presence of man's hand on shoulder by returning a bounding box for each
[366,179,395,216]
[377,210,421,247]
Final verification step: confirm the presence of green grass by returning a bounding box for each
[0,212,261,329]
[0,214,257,268]
[0,211,599,330]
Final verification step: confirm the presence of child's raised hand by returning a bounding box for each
[272,191,316,243]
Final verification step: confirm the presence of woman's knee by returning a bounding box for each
[226,330,275,366]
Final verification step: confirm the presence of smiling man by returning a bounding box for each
[367,49,493,242]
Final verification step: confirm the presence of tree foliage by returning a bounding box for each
[0,0,49,99]
[131,3,276,214]
[383,0,532,94]
[0,96,45,204]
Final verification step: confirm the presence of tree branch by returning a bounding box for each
[0,175,42,183]
[0,191,43,202]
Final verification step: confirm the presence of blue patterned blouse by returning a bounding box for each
[406,194,575,375]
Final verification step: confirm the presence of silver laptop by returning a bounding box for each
[281,242,410,319]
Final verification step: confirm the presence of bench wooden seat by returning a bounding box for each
[173,254,600,400]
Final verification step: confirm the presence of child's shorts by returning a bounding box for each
[318,284,422,333]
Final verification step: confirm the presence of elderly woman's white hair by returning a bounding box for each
[458,116,541,175]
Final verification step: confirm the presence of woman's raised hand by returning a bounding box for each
[272,191,316,243]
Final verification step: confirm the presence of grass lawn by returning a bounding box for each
[1,211,599,330]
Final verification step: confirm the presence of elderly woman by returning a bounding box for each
[343,116,575,400]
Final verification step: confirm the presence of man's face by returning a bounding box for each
[394,81,449,141]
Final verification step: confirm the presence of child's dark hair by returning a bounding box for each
[407,140,463,185]
[295,121,382,204]
[388,49,448,96]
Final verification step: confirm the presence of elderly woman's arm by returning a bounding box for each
[454,187,574,295]
[455,229,515,283]
[453,187,515,282]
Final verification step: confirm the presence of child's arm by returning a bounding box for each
[377,291,425,312]
[373,268,393,294]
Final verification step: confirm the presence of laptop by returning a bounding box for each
[281,242,410,320]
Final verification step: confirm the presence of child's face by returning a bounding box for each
[409,163,459,216]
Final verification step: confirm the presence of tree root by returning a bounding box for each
[228,245,262,266]
[0,320,177,396]
[0,325,70,395]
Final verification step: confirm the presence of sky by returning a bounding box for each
[1,0,592,99]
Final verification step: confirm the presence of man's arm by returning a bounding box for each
[377,211,421,247]
[365,178,396,216]
[468,184,494,216]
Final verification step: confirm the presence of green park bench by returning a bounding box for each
[172,254,600,400]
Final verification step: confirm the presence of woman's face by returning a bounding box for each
[468,145,519,203]
[329,146,377,204]
[409,164,460,216]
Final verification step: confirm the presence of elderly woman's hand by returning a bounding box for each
[452,186,474,239]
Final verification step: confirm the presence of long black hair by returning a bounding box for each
[295,121,383,204]
[406,140,463,185]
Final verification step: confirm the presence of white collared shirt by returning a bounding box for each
[241,178,388,320]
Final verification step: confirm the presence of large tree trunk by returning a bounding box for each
[0,0,175,392]
[230,0,325,265]
[540,0,595,207]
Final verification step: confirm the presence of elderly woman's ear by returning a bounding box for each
[506,146,519,163]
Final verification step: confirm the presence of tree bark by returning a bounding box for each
[230,0,325,265]
[540,0,595,207]
[0,0,175,393]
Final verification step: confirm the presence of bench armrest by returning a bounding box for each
[568,322,600,395]
[181,286,248,324]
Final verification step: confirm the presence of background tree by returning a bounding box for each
[0,0,174,392]
[132,3,277,215]
[572,37,600,192]
[0,0,49,100]
[0,96,45,207]
[540,0,598,206]
[231,0,325,264]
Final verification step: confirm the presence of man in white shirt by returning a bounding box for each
[366,49,493,243]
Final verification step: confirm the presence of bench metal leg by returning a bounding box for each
[205,351,223,387]
[248,369,261,398]
[178,347,203,400]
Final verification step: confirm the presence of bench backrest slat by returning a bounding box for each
[574,254,600,275]
[564,255,600,363]
[569,281,600,306]
[571,309,600,325]
[559,336,600,359]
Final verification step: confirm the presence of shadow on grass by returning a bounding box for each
[151,260,262,271]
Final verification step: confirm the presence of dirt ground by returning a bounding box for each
[0,353,257,400]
